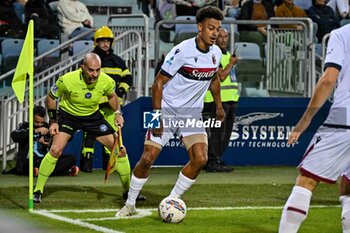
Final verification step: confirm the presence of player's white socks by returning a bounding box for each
[169,172,195,198]
[340,195,350,233]
[279,186,312,233]
[125,173,148,206]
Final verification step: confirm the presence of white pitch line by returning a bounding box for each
[44,205,340,213]
[33,205,341,233]
[47,208,118,213]
[32,210,124,233]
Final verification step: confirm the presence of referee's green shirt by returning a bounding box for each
[50,69,116,116]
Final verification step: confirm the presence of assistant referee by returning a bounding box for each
[33,53,124,203]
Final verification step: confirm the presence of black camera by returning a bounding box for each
[43,134,51,142]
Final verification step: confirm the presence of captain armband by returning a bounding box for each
[48,109,57,121]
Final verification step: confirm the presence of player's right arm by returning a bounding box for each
[151,72,170,137]
[288,67,338,144]
[46,78,65,135]
[151,44,184,137]
[288,29,343,145]
[46,94,59,136]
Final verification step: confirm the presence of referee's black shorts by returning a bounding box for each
[58,108,115,138]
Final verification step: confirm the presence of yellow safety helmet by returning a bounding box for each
[93,26,114,46]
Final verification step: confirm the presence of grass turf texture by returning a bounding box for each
[0,166,342,233]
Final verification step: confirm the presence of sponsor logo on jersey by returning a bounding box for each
[99,124,108,132]
[166,56,174,66]
[85,92,92,99]
[179,67,217,81]
[326,48,334,56]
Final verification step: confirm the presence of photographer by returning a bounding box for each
[8,106,79,176]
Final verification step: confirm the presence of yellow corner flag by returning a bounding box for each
[11,20,34,103]
[11,20,35,211]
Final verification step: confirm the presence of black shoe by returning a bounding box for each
[206,162,233,173]
[217,159,226,165]
[33,191,42,203]
[80,152,93,173]
[123,192,147,201]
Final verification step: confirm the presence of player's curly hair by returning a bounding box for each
[196,6,224,24]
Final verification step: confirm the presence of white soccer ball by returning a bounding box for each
[158,197,187,223]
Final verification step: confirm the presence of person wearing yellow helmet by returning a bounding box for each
[80,26,146,201]
[93,25,114,47]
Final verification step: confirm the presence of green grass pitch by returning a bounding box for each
[0,166,342,233]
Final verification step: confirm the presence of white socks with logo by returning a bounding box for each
[126,173,148,206]
[279,186,312,233]
[169,172,195,198]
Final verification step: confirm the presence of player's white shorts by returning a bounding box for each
[144,108,208,148]
[299,125,350,183]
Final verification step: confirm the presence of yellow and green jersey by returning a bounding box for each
[49,69,115,116]
[204,51,239,103]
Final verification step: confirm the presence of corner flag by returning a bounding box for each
[11,20,35,211]
[11,20,34,103]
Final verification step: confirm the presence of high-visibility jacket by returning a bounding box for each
[93,46,132,106]
[204,51,239,103]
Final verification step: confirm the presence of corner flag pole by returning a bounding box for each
[11,20,34,211]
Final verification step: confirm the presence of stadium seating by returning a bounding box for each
[235,42,262,60]
[72,40,94,55]
[36,39,60,71]
[174,16,197,45]
[37,39,60,57]
[175,16,197,34]
[234,42,268,97]
[92,15,109,28]
[1,38,24,73]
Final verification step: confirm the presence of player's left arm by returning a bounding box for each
[209,73,225,122]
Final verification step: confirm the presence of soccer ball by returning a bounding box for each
[158,197,187,223]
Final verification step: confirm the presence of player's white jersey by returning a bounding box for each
[323,24,350,126]
[160,37,222,115]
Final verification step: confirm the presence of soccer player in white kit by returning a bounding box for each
[279,24,350,233]
[116,6,225,217]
